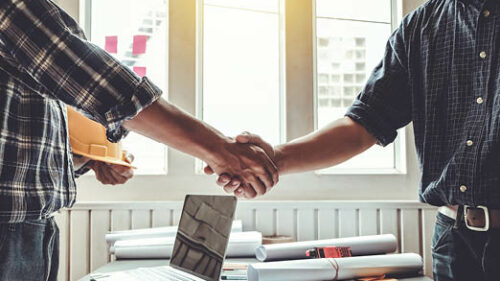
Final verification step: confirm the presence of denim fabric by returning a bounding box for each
[432,212,500,281]
[0,217,59,281]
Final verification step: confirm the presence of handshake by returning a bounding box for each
[204,132,279,199]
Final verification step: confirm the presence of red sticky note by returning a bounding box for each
[132,35,148,55]
[133,66,146,78]
[104,36,118,53]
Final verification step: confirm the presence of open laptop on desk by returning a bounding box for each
[96,195,238,281]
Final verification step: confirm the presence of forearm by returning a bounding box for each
[123,98,229,165]
[275,117,377,174]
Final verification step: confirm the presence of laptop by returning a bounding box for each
[99,195,238,281]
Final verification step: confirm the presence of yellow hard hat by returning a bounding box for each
[67,106,134,168]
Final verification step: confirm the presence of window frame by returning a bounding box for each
[80,0,169,175]
[313,0,406,175]
[194,0,287,173]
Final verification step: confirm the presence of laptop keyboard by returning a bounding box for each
[120,266,200,281]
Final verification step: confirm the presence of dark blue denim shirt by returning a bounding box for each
[346,0,500,207]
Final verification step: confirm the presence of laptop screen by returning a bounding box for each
[170,195,237,281]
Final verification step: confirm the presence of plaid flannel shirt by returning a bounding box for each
[0,0,162,222]
[346,0,500,207]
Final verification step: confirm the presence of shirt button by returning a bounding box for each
[466,140,474,146]
[477,97,484,104]
[483,10,491,18]
[480,51,487,59]
[460,185,468,193]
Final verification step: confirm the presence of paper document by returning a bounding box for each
[106,220,243,245]
[112,231,262,259]
[255,234,397,261]
[247,253,423,281]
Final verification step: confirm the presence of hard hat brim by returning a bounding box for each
[73,151,136,169]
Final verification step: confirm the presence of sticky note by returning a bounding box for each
[104,36,118,53]
[133,66,146,78]
[132,35,148,55]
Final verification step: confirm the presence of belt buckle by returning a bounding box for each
[464,205,490,231]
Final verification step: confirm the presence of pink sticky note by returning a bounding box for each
[133,66,146,78]
[132,35,148,55]
[104,36,118,53]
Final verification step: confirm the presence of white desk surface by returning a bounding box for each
[79,259,433,281]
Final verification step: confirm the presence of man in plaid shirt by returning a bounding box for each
[0,1,278,279]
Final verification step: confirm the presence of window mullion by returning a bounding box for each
[167,0,198,175]
[285,0,315,141]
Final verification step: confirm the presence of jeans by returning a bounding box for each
[432,212,500,281]
[0,217,59,281]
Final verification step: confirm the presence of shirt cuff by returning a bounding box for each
[104,77,162,142]
[74,160,94,178]
[345,99,398,147]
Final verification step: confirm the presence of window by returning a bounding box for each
[200,0,283,146]
[77,0,408,198]
[87,0,168,174]
[315,0,402,173]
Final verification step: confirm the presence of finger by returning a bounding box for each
[245,174,266,196]
[92,163,105,183]
[234,187,246,199]
[204,165,215,175]
[250,152,275,188]
[103,166,123,185]
[223,177,241,193]
[96,163,114,185]
[224,178,241,190]
[108,168,130,184]
[109,164,133,177]
[243,184,257,199]
[125,153,135,164]
[235,132,252,144]
[260,152,279,187]
[216,174,232,187]
[236,132,266,146]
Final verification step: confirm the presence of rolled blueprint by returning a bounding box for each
[106,220,243,245]
[113,231,262,259]
[255,234,397,261]
[247,253,423,281]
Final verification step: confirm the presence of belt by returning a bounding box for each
[439,205,500,231]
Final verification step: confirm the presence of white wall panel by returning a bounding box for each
[57,201,437,280]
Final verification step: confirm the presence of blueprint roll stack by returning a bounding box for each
[105,220,243,245]
[111,231,262,259]
[247,253,423,281]
[255,234,397,261]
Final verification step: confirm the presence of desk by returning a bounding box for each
[79,259,433,281]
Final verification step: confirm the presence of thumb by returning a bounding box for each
[235,131,251,144]
[204,165,215,175]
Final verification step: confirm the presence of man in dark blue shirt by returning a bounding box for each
[211,0,500,280]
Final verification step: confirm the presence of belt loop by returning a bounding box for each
[454,205,464,229]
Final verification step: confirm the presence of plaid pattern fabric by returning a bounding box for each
[0,0,162,222]
[345,0,500,207]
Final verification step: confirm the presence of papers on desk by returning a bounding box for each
[255,234,397,261]
[247,253,423,281]
[111,231,263,259]
[105,220,243,245]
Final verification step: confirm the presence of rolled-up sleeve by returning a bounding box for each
[345,22,411,147]
[0,0,162,142]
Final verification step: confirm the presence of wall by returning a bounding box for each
[55,201,437,281]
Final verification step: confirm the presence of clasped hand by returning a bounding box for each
[205,132,277,199]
